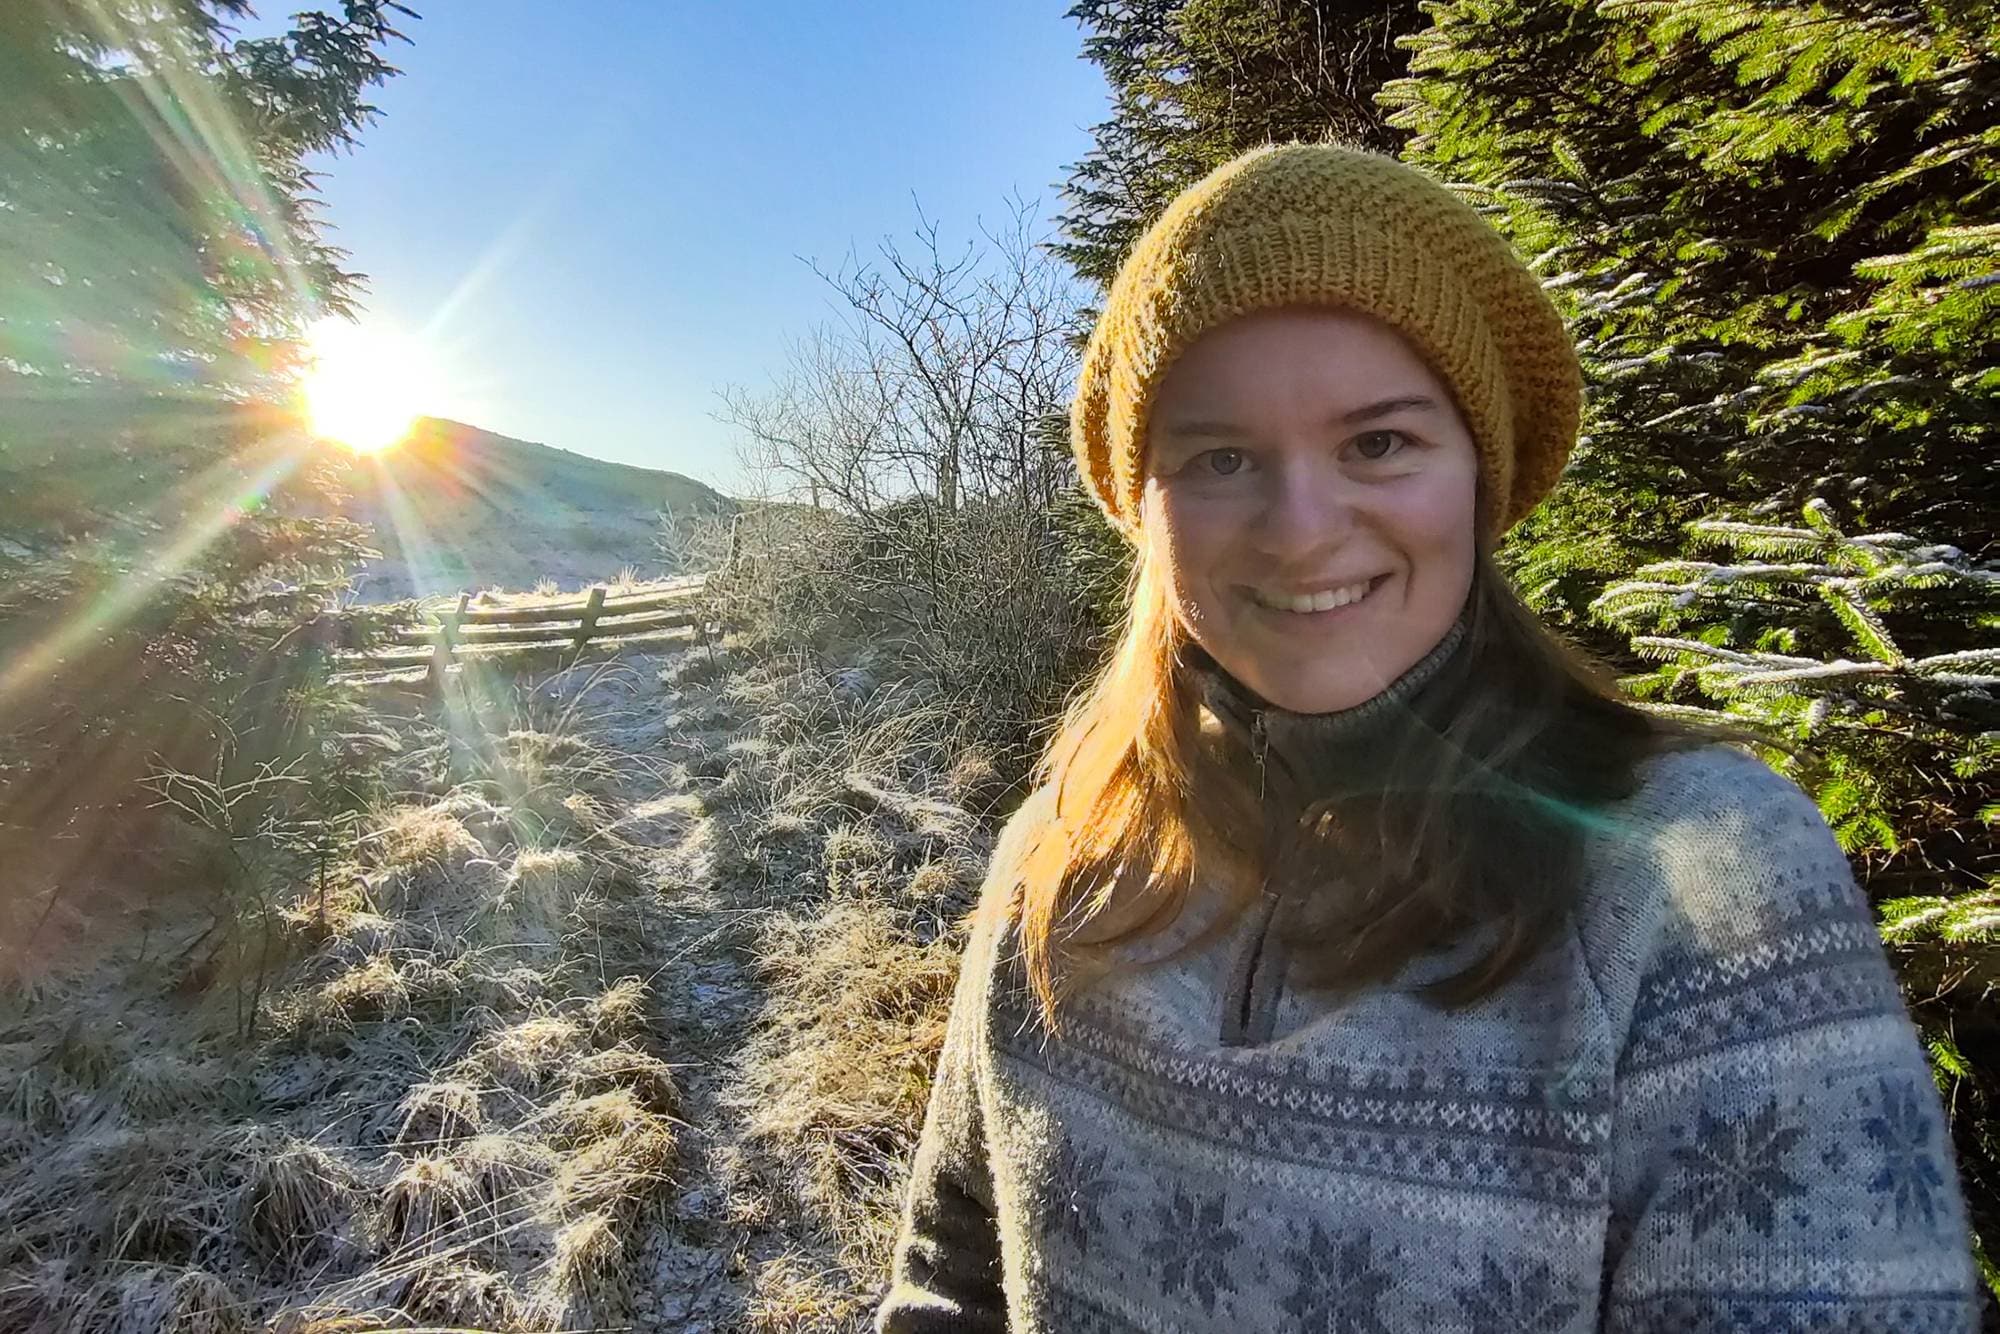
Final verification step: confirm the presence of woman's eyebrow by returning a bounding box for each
[1157,395,1443,440]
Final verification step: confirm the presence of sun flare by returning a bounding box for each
[302,318,431,453]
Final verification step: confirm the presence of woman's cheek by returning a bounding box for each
[1395,465,1480,555]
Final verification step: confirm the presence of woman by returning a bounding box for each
[876,143,1978,1332]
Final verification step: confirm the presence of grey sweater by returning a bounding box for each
[877,731,1980,1331]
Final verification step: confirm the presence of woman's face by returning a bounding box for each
[1142,307,1480,715]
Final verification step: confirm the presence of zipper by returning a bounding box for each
[1222,705,1286,1047]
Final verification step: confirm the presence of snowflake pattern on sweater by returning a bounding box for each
[877,744,1981,1333]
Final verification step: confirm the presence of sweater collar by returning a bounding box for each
[1190,596,1473,802]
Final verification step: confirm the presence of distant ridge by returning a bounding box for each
[342,417,735,603]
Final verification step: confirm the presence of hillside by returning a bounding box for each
[343,418,735,602]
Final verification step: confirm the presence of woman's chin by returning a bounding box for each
[1242,665,1394,715]
[1268,685,1387,714]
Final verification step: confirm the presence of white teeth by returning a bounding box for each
[1255,579,1374,614]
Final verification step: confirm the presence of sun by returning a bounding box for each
[302,317,431,453]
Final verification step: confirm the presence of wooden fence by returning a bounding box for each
[332,577,706,687]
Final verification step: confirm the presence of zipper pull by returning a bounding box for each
[1251,707,1268,802]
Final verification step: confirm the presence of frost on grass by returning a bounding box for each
[0,654,690,1332]
[732,902,960,1241]
[0,625,1023,1331]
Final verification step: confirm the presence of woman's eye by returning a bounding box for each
[1198,448,1245,476]
[1353,430,1409,461]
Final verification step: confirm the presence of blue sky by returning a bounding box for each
[297,2,1111,493]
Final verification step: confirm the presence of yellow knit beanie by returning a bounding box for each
[1070,141,1582,541]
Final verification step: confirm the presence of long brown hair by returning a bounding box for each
[997,527,1774,1036]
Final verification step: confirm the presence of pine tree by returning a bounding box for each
[1377,0,1999,631]
[1056,0,1428,289]
[1595,499,2000,1284]
[0,2,410,893]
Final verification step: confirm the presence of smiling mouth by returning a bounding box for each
[1247,573,1391,615]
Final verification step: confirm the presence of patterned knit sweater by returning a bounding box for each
[876,640,1981,1332]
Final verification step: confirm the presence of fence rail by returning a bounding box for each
[332,577,706,687]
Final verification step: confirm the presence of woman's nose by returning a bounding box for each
[1255,458,1356,556]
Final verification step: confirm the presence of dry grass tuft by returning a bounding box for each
[481,848,589,947]
[549,1116,677,1222]
[549,1088,658,1148]
[612,790,704,847]
[742,1247,874,1334]
[52,1023,121,1086]
[376,804,486,874]
[319,910,416,963]
[275,878,370,948]
[398,1262,521,1328]
[117,1053,225,1121]
[732,900,961,1261]
[510,847,593,899]
[99,1264,245,1334]
[431,788,517,848]
[566,1044,680,1115]
[679,734,735,782]
[369,806,501,921]
[530,1210,627,1327]
[2,1043,70,1132]
[315,955,406,1023]
[392,1081,485,1150]
[0,1255,73,1330]
[452,1132,557,1222]
[0,1123,233,1287]
[502,728,590,767]
[464,962,548,1015]
[312,953,463,1029]
[660,641,733,688]
[0,633,714,1332]
[943,746,1006,814]
[665,814,751,888]
[706,757,772,809]
[377,1154,478,1256]
[822,822,896,899]
[469,1014,583,1094]
[242,1137,361,1278]
[586,975,648,1043]
[756,808,819,846]
[903,857,976,906]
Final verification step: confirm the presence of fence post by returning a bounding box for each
[572,586,606,662]
[428,590,470,694]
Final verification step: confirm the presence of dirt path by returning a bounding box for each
[540,642,841,1332]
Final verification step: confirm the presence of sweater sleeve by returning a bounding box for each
[1601,748,1982,1333]
[874,918,1007,1332]
[877,792,1049,1332]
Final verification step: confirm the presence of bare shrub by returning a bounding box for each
[714,195,1102,763]
[656,505,737,577]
